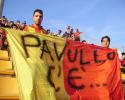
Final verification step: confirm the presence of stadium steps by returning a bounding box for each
[0,50,9,60]
[0,77,19,100]
[0,50,19,100]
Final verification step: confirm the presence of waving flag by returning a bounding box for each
[73,32,84,38]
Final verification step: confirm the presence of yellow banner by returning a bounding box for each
[5,28,70,100]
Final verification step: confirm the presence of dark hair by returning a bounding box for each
[101,36,110,44]
[122,52,125,55]
[75,37,80,41]
[11,24,17,29]
[46,29,50,32]
[33,9,43,16]
[2,16,5,18]
[16,20,20,23]
[82,40,86,42]
[58,30,62,33]
[46,29,50,34]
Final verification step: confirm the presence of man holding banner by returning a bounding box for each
[101,36,110,48]
[24,9,46,34]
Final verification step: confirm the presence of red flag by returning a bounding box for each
[63,40,124,100]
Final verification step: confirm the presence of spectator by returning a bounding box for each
[1,16,6,20]
[121,52,125,67]
[11,24,18,30]
[9,21,15,28]
[22,21,26,26]
[4,20,10,28]
[101,36,110,48]
[46,29,51,35]
[70,28,74,34]
[20,21,27,30]
[73,28,81,41]
[56,29,62,37]
[101,35,122,64]
[62,26,71,38]
[1,36,8,50]
[15,20,21,28]
[20,24,25,30]
[24,9,46,34]
[1,17,7,27]
[82,40,87,44]
[0,28,6,37]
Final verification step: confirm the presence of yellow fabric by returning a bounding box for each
[27,26,35,33]
[5,28,70,100]
[26,26,46,34]
[122,74,125,80]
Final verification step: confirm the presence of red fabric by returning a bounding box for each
[121,60,125,66]
[1,31,6,36]
[63,40,124,100]
[0,38,2,47]
[73,32,83,38]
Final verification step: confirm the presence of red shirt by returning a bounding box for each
[73,32,82,38]
[121,59,125,66]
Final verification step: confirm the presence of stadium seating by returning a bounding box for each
[0,50,19,100]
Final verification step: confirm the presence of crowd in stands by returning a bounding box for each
[0,16,26,49]
[0,16,125,67]
[45,25,81,41]
[0,16,26,30]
